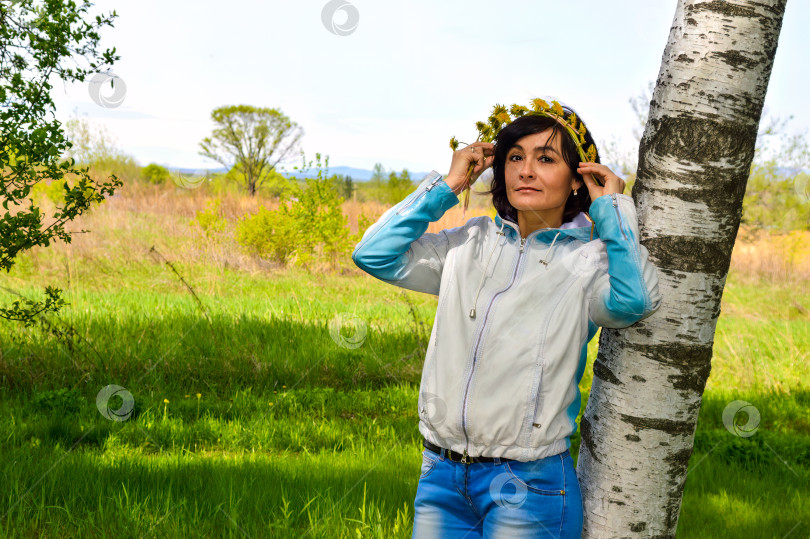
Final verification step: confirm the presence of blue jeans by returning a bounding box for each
[411,446,583,538]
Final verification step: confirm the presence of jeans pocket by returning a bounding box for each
[505,454,566,496]
[419,450,439,480]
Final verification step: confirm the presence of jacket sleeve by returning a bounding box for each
[351,171,461,295]
[587,193,663,328]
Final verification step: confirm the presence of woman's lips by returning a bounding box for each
[516,188,539,192]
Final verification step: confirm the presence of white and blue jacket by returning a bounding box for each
[352,171,662,462]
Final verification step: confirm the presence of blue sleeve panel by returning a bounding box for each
[351,171,460,296]
[587,193,663,328]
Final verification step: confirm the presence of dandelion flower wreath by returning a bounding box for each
[450,99,601,217]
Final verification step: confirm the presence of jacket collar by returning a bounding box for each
[469,210,595,319]
[494,211,597,243]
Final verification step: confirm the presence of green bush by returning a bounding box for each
[88,154,141,186]
[142,163,171,185]
[193,198,228,237]
[30,179,68,205]
[235,204,297,264]
[235,154,370,270]
[223,163,296,198]
[742,162,809,231]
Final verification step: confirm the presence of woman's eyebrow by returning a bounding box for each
[510,144,560,156]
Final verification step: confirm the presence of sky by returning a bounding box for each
[49,0,810,176]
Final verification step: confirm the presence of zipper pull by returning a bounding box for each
[520,237,526,253]
[611,193,618,207]
[461,449,470,464]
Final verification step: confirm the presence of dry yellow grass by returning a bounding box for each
[20,179,810,285]
[730,226,810,283]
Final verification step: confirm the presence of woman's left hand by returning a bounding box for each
[577,162,626,200]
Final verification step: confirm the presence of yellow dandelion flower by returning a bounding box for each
[531,98,549,112]
[196,393,201,399]
[282,385,287,389]
[586,144,597,162]
[567,113,577,128]
[163,398,170,404]
[450,137,459,151]
[510,104,529,117]
[185,395,190,398]
[551,101,564,117]
[269,402,274,406]
[495,112,511,125]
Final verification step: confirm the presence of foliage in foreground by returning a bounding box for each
[0,0,121,327]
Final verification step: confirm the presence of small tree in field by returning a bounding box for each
[198,105,303,196]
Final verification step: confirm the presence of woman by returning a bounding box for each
[352,105,662,538]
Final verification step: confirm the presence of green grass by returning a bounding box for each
[0,240,808,537]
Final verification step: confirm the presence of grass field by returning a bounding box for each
[0,182,808,537]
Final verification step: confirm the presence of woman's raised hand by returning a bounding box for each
[576,162,626,200]
[445,142,495,195]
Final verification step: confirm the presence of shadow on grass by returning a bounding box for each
[1,444,422,537]
[0,312,428,394]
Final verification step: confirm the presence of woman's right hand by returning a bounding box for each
[445,142,495,195]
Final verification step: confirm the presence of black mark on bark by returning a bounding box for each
[643,235,732,274]
[594,360,623,385]
[668,361,712,393]
[624,341,713,372]
[580,416,600,464]
[713,49,758,70]
[689,0,759,19]
[621,414,694,436]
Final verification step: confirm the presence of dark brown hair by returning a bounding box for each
[483,105,600,224]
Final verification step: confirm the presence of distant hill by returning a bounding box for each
[278,166,433,182]
[166,165,432,182]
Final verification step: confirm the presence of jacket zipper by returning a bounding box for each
[611,193,628,241]
[395,174,443,215]
[353,173,443,254]
[460,234,526,463]
[531,364,544,428]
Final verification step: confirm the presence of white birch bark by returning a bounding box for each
[577,1,788,536]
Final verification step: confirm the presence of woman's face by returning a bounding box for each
[504,128,581,215]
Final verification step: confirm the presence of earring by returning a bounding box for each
[573,189,578,196]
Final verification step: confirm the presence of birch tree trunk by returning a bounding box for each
[577,1,788,536]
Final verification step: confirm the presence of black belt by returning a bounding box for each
[423,438,513,464]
